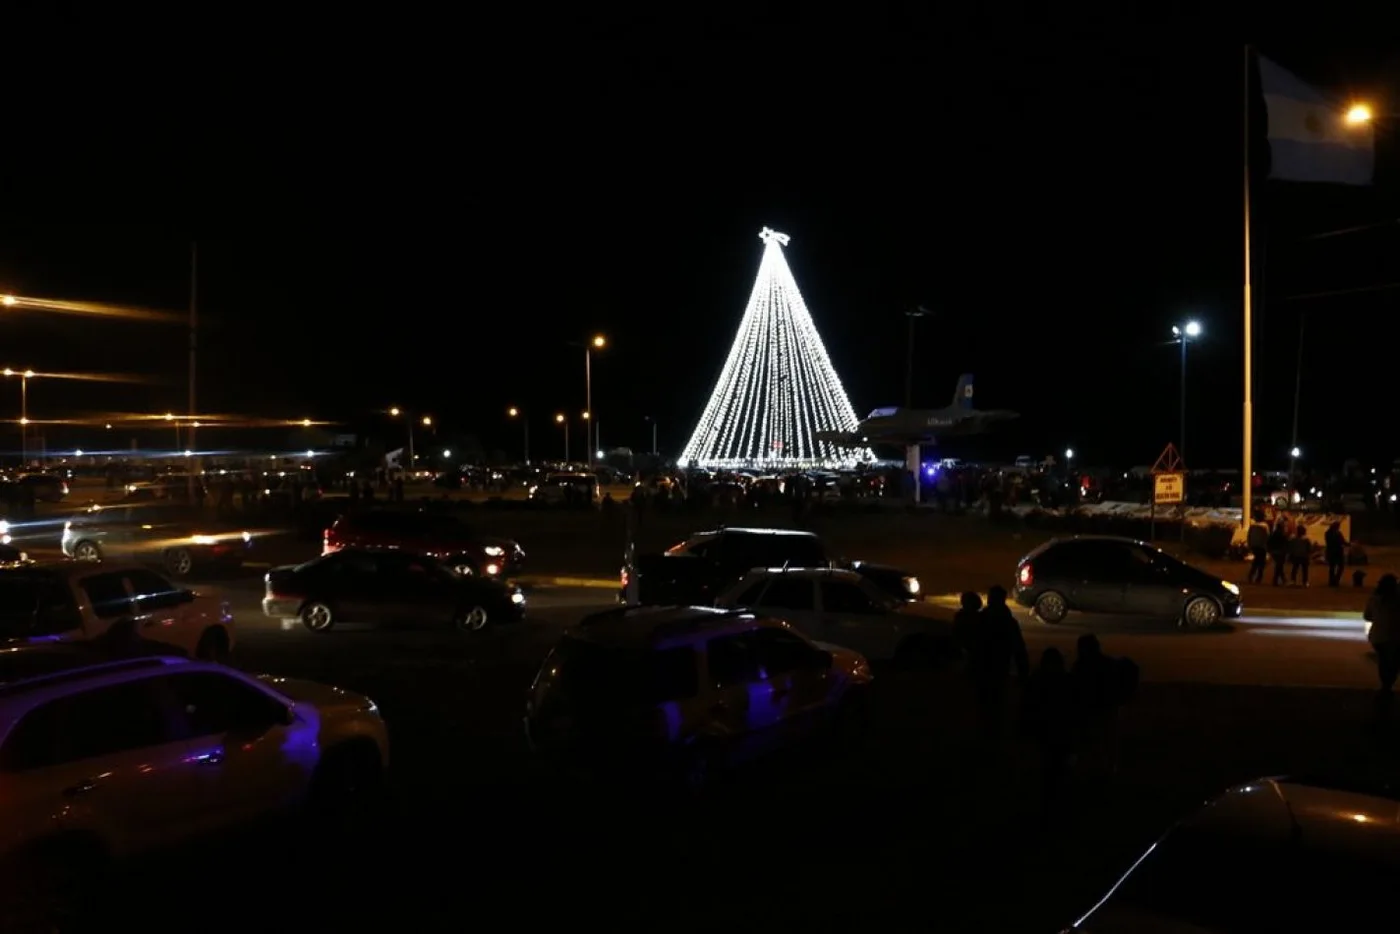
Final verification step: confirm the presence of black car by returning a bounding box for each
[261,548,526,633]
[1013,535,1243,630]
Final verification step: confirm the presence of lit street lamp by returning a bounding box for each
[388,407,433,474]
[508,407,529,464]
[3,368,35,466]
[555,413,569,462]
[1171,320,1202,465]
[1065,448,1075,470]
[1346,103,1373,125]
[0,295,15,307]
[582,335,606,467]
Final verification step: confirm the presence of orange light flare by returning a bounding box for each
[3,369,154,384]
[0,295,182,324]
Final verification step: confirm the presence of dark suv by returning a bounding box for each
[324,510,524,579]
[1014,535,1243,630]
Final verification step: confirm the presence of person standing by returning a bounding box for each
[965,585,1030,739]
[1267,519,1289,586]
[1288,524,1311,587]
[1364,573,1400,718]
[1324,521,1349,587]
[1246,516,1269,584]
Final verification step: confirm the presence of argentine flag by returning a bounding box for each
[1260,56,1373,186]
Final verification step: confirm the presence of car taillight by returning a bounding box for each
[1018,563,1033,587]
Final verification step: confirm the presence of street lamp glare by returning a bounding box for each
[1065,448,1075,460]
[508,407,519,417]
[592,335,606,349]
[581,411,590,420]
[2,369,10,377]
[443,449,452,459]
[1184,320,1202,338]
[555,413,565,424]
[301,419,312,427]
[0,295,15,307]
[1345,103,1373,126]
[421,416,432,426]
[1290,446,1301,458]
[389,407,401,417]
[164,412,174,421]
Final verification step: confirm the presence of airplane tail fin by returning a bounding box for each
[953,373,974,410]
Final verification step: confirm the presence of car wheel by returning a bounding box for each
[1181,595,1222,631]
[164,547,194,577]
[455,605,489,632]
[195,627,229,663]
[301,602,336,632]
[72,541,101,562]
[1034,590,1069,623]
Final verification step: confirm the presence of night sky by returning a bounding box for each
[3,19,1399,469]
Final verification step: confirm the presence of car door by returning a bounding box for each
[1057,541,1129,613]
[818,578,902,659]
[1120,544,1190,618]
[160,671,308,830]
[320,551,386,623]
[703,630,784,763]
[0,678,205,856]
[748,577,824,640]
[123,568,196,652]
[371,552,454,625]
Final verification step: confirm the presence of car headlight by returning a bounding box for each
[902,576,921,596]
[241,531,252,543]
[483,545,504,557]
[484,563,501,576]
[510,591,526,605]
[63,521,72,533]
[191,534,217,545]
[1222,581,1240,596]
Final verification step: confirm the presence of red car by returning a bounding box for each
[323,511,524,579]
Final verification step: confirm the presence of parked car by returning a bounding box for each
[0,562,234,660]
[62,502,253,577]
[1068,776,1400,931]
[525,605,872,790]
[715,568,954,665]
[323,510,524,579]
[623,526,919,606]
[1013,535,1242,630]
[0,656,388,921]
[262,548,525,633]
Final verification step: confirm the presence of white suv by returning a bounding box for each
[0,562,234,661]
[0,656,388,913]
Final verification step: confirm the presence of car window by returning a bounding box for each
[821,580,881,614]
[707,632,763,686]
[80,572,133,620]
[329,552,378,576]
[744,627,818,674]
[0,679,177,771]
[732,580,768,605]
[162,672,289,737]
[0,575,83,638]
[757,577,815,611]
[124,569,186,612]
[542,637,696,708]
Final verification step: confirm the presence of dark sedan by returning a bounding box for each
[1013,535,1243,630]
[261,548,526,633]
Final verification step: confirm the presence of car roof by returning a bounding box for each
[697,527,818,538]
[1178,777,1400,858]
[741,567,861,583]
[0,656,218,736]
[1022,535,1151,560]
[569,605,783,650]
[0,561,156,580]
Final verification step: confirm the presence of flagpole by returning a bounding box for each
[1241,45,1254,529]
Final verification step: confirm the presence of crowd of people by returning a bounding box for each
[952,585,1139,814]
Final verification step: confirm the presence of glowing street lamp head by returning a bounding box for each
[22,370,33,379]
[1291,446,1302,459]
[2,369,10,377]
[301,419,312,427]
[555,413,565,424]
[1065,448,1075,460]
[591,335,606,349]
[18,417,28,426]
[164,412,174,421]
[581,411,590,420]
[1184,320,1202,338]
[0,295,15,307]
[508,407,519,418]
[1345,103,1373,126]
[421,416,432,427]
[389,407,401,417]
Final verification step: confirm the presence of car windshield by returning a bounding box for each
[666,534,717,556]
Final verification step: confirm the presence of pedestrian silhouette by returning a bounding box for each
[964,585,1030,740]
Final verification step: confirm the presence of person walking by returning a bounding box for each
[1246,516,1269,584]
[1364,573,1400,719]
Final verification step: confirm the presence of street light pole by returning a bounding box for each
[585,348,592,465]
[556,414,569,462]
[508,408,529,464]
[904,306,930,408]
[19,373,28,467]
[1289,312,1305,495]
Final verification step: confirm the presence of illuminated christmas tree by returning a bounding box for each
[679,228,873,469]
